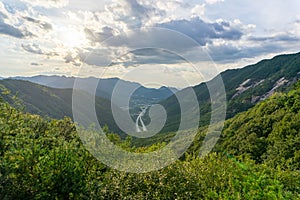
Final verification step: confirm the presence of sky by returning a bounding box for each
[0,0,300,88]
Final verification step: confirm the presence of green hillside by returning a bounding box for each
[0,79,122,133]
[0,80,299,199]
[134,80,300,160]
[2,53,300,136]
[161,52,300,132]
[216,81,300,169]
[0,79,74,118]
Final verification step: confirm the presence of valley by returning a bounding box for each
[1,0,300,198]
[1,52,300,199]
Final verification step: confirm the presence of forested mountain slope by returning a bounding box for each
[0,89,299,199]
[216,81,300,170]
[0,79,122,133]
[161,52,300,132]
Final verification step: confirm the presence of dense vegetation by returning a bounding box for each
[161,52,300,132]
[218,81,300,169]
[0,80,122,134]
[1,81,300,199]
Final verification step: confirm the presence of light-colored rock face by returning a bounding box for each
[231,76,299,104]
[232,79,265,99]
[260,77,289,101]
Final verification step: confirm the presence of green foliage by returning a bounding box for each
[216,81,300,171]
[0,101,92,199]
[162,52,300,131]
[0,98,299,199]
[96,154,297,199]
[0,79,122,133]
[1,80,300,199]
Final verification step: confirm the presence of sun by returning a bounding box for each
[58,27,88,48]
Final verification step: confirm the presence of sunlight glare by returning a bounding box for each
[58,27,87,48]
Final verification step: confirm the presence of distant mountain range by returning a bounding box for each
[0,76,178,134]
[12,75,178,110]
[160,52,300,132]
[1,52,300,135]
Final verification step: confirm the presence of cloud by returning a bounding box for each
[67,41,188,68]
[1,0,300,87]
[204,32,299,63]
[23,16,52,30]
[0,2,38,39]
[205,0,224,5]
[121,0,165,27]
[104,28,201,52]
[110,48,186,67]
[248,34,300,42]
[63,48,113,67]
[123,0,152,17]
[0,10,32,38]
[0,20,26,38]
[105,0,165,29]
[31,62,42,66]
[64,51,82,66]
[157,17,243,46]
[78,48,115,67]
[76,26,218,68]
[84,26,114,44]
[20,0,69,8]
[21,43,43,54]
[76,27,218,67]
[207,41,285,63]
[21,43,58,57]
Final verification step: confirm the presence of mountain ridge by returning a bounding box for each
[160,52,300,132]
[11,75,178,109]
[2,52,300,134]
[0,79,123,134]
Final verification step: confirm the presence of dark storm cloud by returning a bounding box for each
[157,17,243,46]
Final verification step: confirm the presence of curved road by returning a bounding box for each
[135,106,149,132]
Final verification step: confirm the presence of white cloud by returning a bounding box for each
[21,43,43,54]
[191,4,205,17]
[21,0,69,8]
[205,0,224,5]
